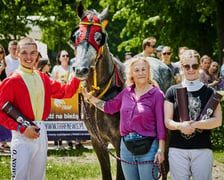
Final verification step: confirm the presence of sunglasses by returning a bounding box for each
[151,45,156,48]
[182,64,200,70]
[0,51,3,54]
[62,54,69,58]
[162,52,171,55]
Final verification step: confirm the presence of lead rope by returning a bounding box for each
[80,94,166,180]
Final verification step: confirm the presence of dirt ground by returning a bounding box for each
[212,161,224,180]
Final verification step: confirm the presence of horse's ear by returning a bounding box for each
[102,20,109,29]
[77,1,84,19]
[98,5,109,22]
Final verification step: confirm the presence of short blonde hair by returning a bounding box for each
[126,57,155,86]
[200,55,211,64]
[180,49,200,64]
[17,37,37,52]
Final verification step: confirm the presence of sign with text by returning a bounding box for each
[45,93,90,141]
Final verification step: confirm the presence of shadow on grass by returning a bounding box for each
[47,148,94,157]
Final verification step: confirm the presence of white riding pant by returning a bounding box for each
[11,122,48,180]
[168,147,213,180]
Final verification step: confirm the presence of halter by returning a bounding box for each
[74,14,106,67]
[72,14,114,97]
[72,13,124,98]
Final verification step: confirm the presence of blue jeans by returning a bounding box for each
[121,136,159,180]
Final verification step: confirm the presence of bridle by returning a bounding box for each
[71,13,123,98]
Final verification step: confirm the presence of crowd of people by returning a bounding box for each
[0,35,223,180]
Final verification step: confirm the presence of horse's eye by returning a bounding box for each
[94,32,102,45]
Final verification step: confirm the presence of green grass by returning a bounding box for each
[0,148,117,180]
[0,156,10,179]
[213,150,224,163]
[0,149,223,179]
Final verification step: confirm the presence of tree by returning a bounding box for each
[107,0,223,62]
[0,0,223,63]
[0,0,40,40]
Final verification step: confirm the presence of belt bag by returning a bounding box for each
[123,136,155,155]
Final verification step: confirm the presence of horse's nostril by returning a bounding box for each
[82,68,89,75]
[75,67,89,76]
[76,69,81,74]
[73,67,76,72]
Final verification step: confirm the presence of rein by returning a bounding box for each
[80,94,166,180]
[89,60,115,98]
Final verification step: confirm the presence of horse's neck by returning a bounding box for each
[96,45,114,84]
[87,45,124,97]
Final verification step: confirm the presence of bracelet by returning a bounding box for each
[17,125,21,132]
[157,148,164,153]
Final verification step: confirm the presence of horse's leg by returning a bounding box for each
[91,137,112,180]
[111,137,125,180]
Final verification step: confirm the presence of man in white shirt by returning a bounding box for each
[5,40,20,77]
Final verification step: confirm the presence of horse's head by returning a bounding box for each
[70,2,109,80]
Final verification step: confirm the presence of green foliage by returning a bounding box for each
[211,101,224,150]
[0,0,223,62]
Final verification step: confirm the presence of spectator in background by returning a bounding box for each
[52,50,84,150]
[0,44,11,152]
[208,61,221,88]
[135,37,157,58]
[199,55,212,84]
[37,58,52,77]
[34,52,42,70]
[0,44,7,81]
[175,46,189,70]
[5,40,20,77]
[175,46,189,82]
[156,45,164,60]
[161,46,181,84]
[52,50,73,150]
[124,52,134,62]
[51,50,72,82]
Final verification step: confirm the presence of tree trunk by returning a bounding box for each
[216,0,224,64]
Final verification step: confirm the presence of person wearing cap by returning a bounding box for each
[0,37,80,180]
[156,45,164,60]
[124,52,134,62]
